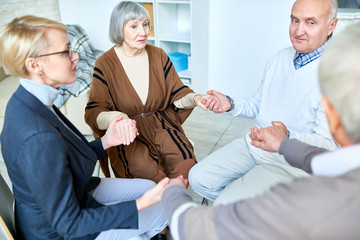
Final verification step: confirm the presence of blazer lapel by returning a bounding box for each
[52,106,89,143]
[16,86,96,159]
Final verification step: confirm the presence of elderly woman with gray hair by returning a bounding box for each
[85,1,219,184]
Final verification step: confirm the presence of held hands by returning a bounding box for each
[206,90,232,113]
[249,121,287,153]
[193,93,220,111]
[136,177,170,211]
[167,175,189,188]
[136,175,188,211]
[101,115,138,150]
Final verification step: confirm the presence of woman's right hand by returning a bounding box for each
[101,115,138,150]
[136,175,188,211]
[114,115,138,145]
[136,177,170,211]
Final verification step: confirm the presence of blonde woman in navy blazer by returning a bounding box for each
[0,15,168,240]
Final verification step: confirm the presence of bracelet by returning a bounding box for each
[286,130,290,138]
[226,95,235,112]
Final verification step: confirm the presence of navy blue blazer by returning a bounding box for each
[1,86,138,240]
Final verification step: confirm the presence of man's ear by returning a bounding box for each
[322,95,354,146]
[24,57,42,76]
[328,18,338,36]
[321,95,342,133]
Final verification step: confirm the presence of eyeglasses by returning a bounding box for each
[32,49,72,58]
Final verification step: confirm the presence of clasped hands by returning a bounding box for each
[101,115,138,150]
[249,121,288,152]
[196,90,233,113]
[136,175,188,211]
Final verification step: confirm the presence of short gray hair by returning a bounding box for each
[318,23,360,142]
[109,1,150,45]
[329,0,338,22]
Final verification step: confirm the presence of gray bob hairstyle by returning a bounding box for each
[109,1,150,45]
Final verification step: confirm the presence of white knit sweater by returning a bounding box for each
[230,47,337,150]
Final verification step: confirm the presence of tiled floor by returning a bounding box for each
[0,107,255,238]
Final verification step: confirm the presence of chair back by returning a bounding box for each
[0,175,15,239]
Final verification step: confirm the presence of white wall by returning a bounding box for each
[58,0,120,51]
[59,0,296,97]
[0,0,61,29]
[208,0,295,97]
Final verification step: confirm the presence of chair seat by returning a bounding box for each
[0,174,15,239]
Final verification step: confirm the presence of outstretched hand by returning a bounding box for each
[135,175,188,211]
[249,121,288,152]
[136,177,170,211]
[206,90,232,113]
[101,115,138,150]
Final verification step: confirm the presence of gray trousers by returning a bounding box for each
[189,135,308,204]
[92,178,167,240]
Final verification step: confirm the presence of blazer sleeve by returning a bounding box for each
[279,139,329,173]
[89,138,107,160]
[163,170,359,239]
[19,132,139,239]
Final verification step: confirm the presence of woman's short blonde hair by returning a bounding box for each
[0,15,66,78]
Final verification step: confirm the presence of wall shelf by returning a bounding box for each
[135,0,209,91]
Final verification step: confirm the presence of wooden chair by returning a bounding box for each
[0,174,15,239]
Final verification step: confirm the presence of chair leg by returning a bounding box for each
[201,197,209,205]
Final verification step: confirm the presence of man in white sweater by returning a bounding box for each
[189,0,339,204]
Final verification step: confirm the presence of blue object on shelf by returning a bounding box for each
[168,52,188,72]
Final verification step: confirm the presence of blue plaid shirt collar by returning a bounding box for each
[293,41,328,70]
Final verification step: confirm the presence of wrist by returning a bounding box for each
[101,135,109,150]
[136,197,145,212]
[116,112,128,120]
[226,95,235,112]
[97,111,125,130]
[193,94,201,104]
